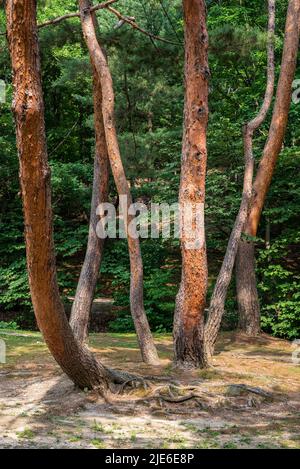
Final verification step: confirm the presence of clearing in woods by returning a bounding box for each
[0,330,299,449]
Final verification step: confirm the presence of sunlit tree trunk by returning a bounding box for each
[6,0,109,394]
[173,0,209,368]
[236,0,300,335]
[78,0,159,365]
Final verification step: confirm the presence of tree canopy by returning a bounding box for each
[0,0,299,340]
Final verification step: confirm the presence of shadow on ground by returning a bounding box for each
[0,331,299,448]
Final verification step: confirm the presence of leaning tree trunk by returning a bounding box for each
[69,64,109,344]
[78,0,159,365]
[204,0,276,356]
[173,0,209,369]
[236,0,300,335]
[6,0,110,394]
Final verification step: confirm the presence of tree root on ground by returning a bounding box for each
[136,383,212,409]
[99,370,274,410]
[105,367,149,393]
[226,384,273,399]
[151,393,203,404]
[102,369,205,403]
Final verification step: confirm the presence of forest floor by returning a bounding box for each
[0,330,300,449]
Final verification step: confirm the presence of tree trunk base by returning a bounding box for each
[173,325,209,369]
[236,239,261,336]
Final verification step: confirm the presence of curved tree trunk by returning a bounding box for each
[173,0,209,369]
[6,0,109,394]
[204,0,276,357]
[69,66,109,344]
[78,0,159,365]
[236,0,300,335]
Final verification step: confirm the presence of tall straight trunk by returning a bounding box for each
[6,0,109,394]
[69,64,109,344]
[173,0,209,369]
[204,0,276,356]
[236,0,300,335]
[78,0,159,365]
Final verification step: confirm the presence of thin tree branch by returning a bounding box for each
[107,6,182,45]
[0,1,117,35]
[48,119,79,157]
[38,0,118,29]
[158,0,181,42]
[140,2,161,52]
[1,0,181,46]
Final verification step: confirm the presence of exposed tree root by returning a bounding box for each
[104,367,149,395]
[97,369,275,410]
[105,367,145,384]
[153,393,202,404]
[137,383,212,409]
[227,384,273,399]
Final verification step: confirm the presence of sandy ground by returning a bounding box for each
[0,330,299,449]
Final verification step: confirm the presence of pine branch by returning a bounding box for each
[0,1,117,35]
[106,6,181,46]
[1,0,181,45]
[38,0,117,29]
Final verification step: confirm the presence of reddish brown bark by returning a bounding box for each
[204,0,276,356]
[69,65,109,343]
[173,0,209,368]
[236,0,300,334]
[6,0,109,393]
[78,0,159,365]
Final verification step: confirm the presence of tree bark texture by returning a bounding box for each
[6,0,109,394]
[173,0,209,369]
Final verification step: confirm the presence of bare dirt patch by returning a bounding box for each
[0,331,299,449]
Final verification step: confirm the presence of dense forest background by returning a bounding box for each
[0,0,299,338]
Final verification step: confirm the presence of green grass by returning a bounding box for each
[0,329,47,365]
[89,332,171,350]
[68,435,83,442]
[239,436,252,445]
[16,428,36,440]
[91,438,106,449]
[223,441,238,449]
[193,439,219,449]
[0,329,172,367]
[201,427,221,438]
[167,433,186,444]
[92,420,104,433]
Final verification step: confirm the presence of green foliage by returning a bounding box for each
[258,244,300,340]
[0,0,299,340]
[210,24,268,57]
[101,239,178,332]
[255,149,300,339]
[0,321,19,330]
[0,258,30,310]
